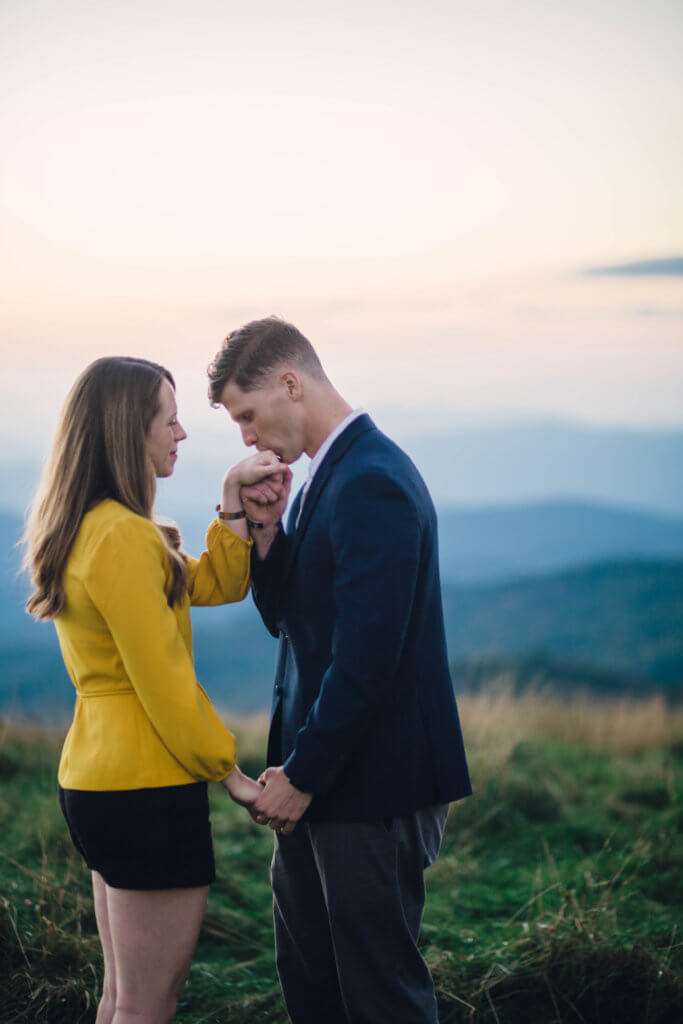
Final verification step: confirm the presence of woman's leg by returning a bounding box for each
[105,883,209,1024]
[92,871,117,1024]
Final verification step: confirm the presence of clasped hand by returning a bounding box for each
[222,765,312,835]
[240,462,293,527]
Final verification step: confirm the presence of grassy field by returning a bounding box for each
[1,692,682,1023]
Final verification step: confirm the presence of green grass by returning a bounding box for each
[1,695,682,1023]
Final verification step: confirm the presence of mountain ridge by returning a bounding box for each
[2,557,680,719]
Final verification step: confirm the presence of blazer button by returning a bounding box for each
[275,684,285,697]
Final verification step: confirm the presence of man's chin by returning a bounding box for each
[281,450,303,466]
[260,445,302,465]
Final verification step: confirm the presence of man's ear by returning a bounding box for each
[280,370,303,401]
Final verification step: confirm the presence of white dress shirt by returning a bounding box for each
[295,408,365,528]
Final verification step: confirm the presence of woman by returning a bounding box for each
[23,356,284,1024]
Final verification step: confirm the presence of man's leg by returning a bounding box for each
[309,804,449,1024]
[271,825,348,1024]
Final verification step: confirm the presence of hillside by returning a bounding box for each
[436,500,683,582]
[441,559,683,686]
[3,498,682,717]
[449,653,647,698]
[2,557,682,718]
[2,694,681,1023]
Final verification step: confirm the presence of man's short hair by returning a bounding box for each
[207,316,326,405]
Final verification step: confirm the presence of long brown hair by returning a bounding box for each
[24,356,187,620]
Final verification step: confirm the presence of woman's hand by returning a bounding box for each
[219,453,288,539]
[221,766,265,821]
[241,464,292,521]
[224,451,284,491]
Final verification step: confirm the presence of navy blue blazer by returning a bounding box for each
[250,414,471,823]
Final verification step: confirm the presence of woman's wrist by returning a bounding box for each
[220,480,243,514]
[221,765,239,789]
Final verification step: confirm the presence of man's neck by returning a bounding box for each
[304,391,354,459]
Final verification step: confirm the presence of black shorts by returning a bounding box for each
[58,782,216,890]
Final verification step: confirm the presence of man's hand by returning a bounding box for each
[241,466,292,558]
[241,465,292,525]
[219,453,287,541]
[253,766,312,835]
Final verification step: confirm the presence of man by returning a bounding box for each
[208,317,471,1024]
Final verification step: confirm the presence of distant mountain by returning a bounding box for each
[449,653,646,698]
[3,497,682,719]
[437,501,683,582]
[5,499,683,610]
[103,499,683,588]
[5,420,683,518]
[0,639,73,720]
[0,510,37,644]
[398,421,683,518]
[441,559,683,686]
[171,559,683,709]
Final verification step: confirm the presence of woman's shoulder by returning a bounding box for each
[76,500,161,565]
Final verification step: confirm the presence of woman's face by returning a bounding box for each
[146,378,187,477]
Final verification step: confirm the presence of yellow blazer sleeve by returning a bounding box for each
[185,519,253,607]
[83,515,236,782]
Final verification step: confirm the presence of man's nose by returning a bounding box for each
[242,427,256,447]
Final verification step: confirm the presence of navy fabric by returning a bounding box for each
[271,805,449,1023]
[251,414,471,823]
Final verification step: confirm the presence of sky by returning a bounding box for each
[1,0,682,463]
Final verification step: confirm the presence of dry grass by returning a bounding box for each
[458,691,683,763]
[5,692,679,770]
[1,690,682,1023]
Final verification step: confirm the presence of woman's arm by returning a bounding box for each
[84,514,239,782]
[186,452,288,606]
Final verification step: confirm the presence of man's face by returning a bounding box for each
[220,376,305,465]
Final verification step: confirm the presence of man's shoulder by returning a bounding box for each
[333,426,433,511]
[342,425,420,479]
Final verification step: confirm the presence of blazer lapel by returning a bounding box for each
[283,414,375,580]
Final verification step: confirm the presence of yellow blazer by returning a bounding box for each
[55,498,252,791]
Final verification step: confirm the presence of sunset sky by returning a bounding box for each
[1,0,681,461]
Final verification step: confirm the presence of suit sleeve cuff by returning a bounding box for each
[283,751,318,795]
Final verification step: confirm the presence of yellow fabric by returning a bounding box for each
[55,498,252,791]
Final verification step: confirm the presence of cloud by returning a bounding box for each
[584,257,683,277]
[634,306,683,318]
